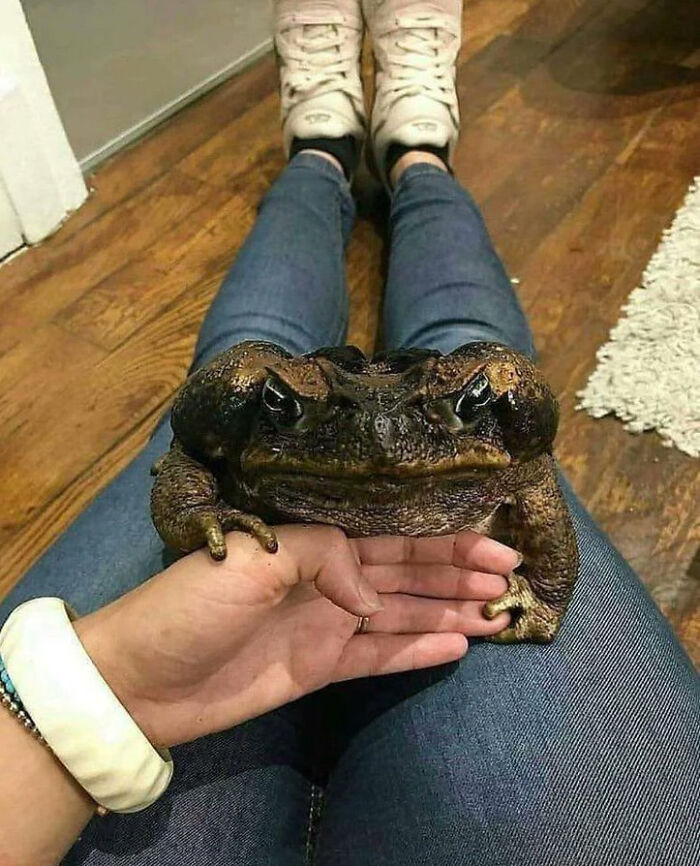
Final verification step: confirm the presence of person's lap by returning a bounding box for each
[2,156,697,865]
[314,482,700,865]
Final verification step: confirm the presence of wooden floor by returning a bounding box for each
[1,0,698,661]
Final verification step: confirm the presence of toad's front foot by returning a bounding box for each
[483,572,561,644]
[167,507,278,561]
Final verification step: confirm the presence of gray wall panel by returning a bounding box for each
[22,0,272,166]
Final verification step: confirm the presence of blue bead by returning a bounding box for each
[5,681,14,695]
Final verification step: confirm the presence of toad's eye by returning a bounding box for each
[261,377,304,427]
[454,372,493,424]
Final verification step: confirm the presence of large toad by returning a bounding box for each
[151,341,578,643]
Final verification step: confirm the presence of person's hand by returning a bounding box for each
[76,526,518,748]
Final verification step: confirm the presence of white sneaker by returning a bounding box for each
[362,0,462,184]
[274,0,367,155]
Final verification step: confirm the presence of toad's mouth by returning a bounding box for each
[242,468,499,512]
[241,443,511,484]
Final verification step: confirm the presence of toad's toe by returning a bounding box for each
[219,510,278,555]
[484,572,560,643]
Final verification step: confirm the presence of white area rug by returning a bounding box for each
[577,177,700,458]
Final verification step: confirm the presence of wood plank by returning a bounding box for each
[0,404,165,598]
[456,0,689,208]
[0,278,218,535]
[0,324,105,435]
[0,170,212,350]
[176,92,282,187]
[461,0,533,57]
[56,185,249,350]
[518,170,682,354]
[515,0,608,43]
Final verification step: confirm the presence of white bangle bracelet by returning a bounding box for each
[0,598,173,813]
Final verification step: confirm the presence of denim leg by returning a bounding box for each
[0,153,355,866]
[315,167,699,864]
[315,481,700,866]
[68,704,322,866]
[193,152,355,365]
[382,164,535,357]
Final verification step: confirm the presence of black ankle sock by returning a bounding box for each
[385,142,451,180]
[290,135,360,180]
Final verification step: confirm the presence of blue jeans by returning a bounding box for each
[2,156,697,865]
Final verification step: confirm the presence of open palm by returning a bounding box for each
[77,525,517,748]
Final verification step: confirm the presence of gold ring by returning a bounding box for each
[355,615,370,635]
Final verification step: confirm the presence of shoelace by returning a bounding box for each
[377,14,460,108]
[278,24,363,107]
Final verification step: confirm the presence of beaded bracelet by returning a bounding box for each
[0,654,49,747]
[0,652,109,816]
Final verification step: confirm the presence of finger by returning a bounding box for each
[363,563,508,600]
[363,594,511,637]
[334,633,468,681]
[351,533,521,574]
[275,525,384,617]
[351,535,458,565]
[452,531,521,574]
